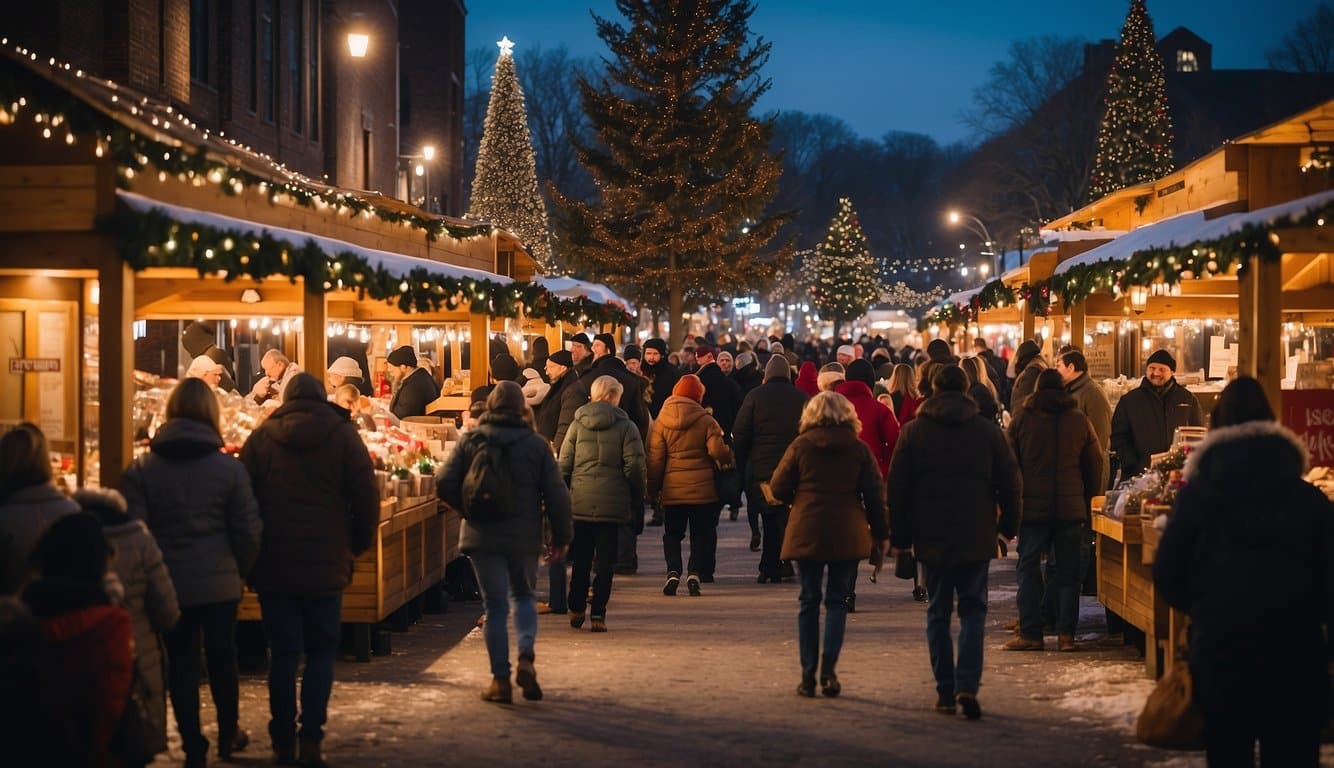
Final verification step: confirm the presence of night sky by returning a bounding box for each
[466,0,1320,145]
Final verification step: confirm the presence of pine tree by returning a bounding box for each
[1089,0,1175,199]
[467,37,554,272]
[550,0,791,349]
[808,198,882,335]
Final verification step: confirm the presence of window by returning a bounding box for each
[260,0,275,122]
[289,0,302,133]
[189,0,210,84]
[1176,50,1198,73]
[362,128,371,190]
[308,0,319,141]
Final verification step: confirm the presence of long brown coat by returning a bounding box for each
[771,425,888,562]
[1007,389,1103,524]
[647,396,732,505]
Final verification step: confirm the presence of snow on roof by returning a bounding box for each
[945,287,982,306]
[1053,189,1334,276]
[118,190,511,285]
[1037,228,1129,243]
[534,276,630,308]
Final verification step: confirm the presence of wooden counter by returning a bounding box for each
[1093,510,1186,678]
[239,497,450,661]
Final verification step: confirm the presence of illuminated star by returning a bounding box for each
[497,36,515,57]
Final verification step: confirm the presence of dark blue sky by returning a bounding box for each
[466,0,1318,145]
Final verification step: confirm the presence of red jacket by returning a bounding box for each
[794,362,820,397]
[896,394,922,425]
[36,604,134,767]
[836,380,900,479]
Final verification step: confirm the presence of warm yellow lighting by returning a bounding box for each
[948,211,961,224]
[347,33,370,58]
[422,145,435,161]
[414,163,424,177]
[1128,284,1149,313]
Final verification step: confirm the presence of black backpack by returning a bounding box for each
[460,432,515,522]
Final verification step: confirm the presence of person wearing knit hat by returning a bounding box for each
[817,362,846,392]
[732,350,764,399]
[592,333,616,358]
[693,344,745,533]
[387,346,440,419]
[1009,339,1048,412]
[640,338,680,421]
[836,345,856,367]
[325,356,364,394]
[845,359,877,390]
[621,343,645,376]
[926,338,956,365]
[1109,348,1203,478]
[569,333,594,375]
[716,350,734,375]
[186,355,226,388]
[763,354,791,383]
[650,373,734,596]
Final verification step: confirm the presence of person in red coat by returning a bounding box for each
[22,513,133,768]
[794,361,820,397]
[836,360,900,480]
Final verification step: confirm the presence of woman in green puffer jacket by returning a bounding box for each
[558,375,647,633]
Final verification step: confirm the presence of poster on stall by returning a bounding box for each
[37,311,67,440]
[1207,336,1236,380]
[1086,336,1115,380]
[1281,389,1334,467]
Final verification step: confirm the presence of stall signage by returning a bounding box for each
[8,357,60,373]
[1281,389,1334,467]
[1087,338,1115,380]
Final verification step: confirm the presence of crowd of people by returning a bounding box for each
[0,326,1330,767]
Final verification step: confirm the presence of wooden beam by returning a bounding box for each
[1238,255,1282,409]
[1281,253,1328,292]
[1273,226,1334,255]
[470,310,490,391]
[1280,285,1334,311]
[303,285,327,378]
[1069,303,1086,350]
[98,255,134,489]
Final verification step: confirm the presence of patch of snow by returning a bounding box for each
[1048,660,1155,734]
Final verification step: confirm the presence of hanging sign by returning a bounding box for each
[9,358,61,373]
[1281,389,1334,467]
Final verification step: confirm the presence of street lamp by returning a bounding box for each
[399,145,436,212]
[947,210,999,278]
[347,32,369,58]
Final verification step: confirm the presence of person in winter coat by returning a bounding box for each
[794,361,820,397]
[583,335,650,575]
[642,339,681,419]
[732,351,765,399]
[439,382,573,704]
[887,363,923,425]
[961,356,1001,423]
[695,345,744,437]
[1003,370,1102,653]
[1154,377,1333,766]
[1110,350,1203,478]
[79,487,180,767]
[535,350,575,447]
[386,345,442,420]
[0,423,79,594]
[1009,340,1047,416]
[1056,350,1112,488]
[240,373,378,766]
[23,513,133,768]
[769,392,888,698]
[520,367,552,409]
[528,336,550,378]
[888,365,1021,720]
[836,359,900,480]
[557,376,646,632]
[122,378,262,764]
[647,375,733,597]
[733,356,809,580]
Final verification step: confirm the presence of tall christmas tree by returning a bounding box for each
[1088,0,1175,199]
[468,37,554,271]
[550,0,791,349]
[808,198,882,335]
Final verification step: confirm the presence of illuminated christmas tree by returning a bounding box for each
[468,36,554,271]
[809,197,882,334]
[1089,0,1174,199]
[550,0,791,349]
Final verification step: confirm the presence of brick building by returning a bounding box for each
[6,0,464,211]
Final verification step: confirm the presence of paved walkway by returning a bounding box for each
[158,516,1220,767]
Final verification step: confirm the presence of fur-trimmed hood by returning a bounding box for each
[1183,419,1309,492]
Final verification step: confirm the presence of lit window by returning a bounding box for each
[1176,50,1198,73]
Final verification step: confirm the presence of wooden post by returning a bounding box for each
[302,286,326,379]
[469,310,489,391]
[98,256,133,489]
[544,322,563,357]
[1069,303,1086,352]
[1238,255,1282,408]
[1021,302,1036,344]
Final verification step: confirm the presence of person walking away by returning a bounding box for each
[533,349,576,615]
[887,363,923,425]
[240,373,379,767]
[648,375,733,597]
[22,513,133,767]
[1009,340,1047,412]
[794,361,820,397]
[439,382,572,703]
[1056,350,1112,488]
[0,423,79,594]
[769,392,888,697]
[1154,377,1333,767]
[80,487,180,767]
[1110,349,1203,479]
[582,334,650,575]
[122,378,262,765]
[888,365,1021,720]
[961,356,1001,423]
[1003,370,1102,653]
[558,376,646,632]
[695,345,744,526]
[733,356,809,579]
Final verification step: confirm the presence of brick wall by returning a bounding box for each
[399,0,465,215]
[325,0,399,194]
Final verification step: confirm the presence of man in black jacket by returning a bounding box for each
[240,373,378,765]
[1110,349,1203,478]
[642,338,680,419]
[386,346,441,419]
[733,356,808,575]
[694,345,743,527]
[534,350,574,448]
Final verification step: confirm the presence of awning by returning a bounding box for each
[945,287,982,307]
[535,276,630,307]
[118,190,510,285]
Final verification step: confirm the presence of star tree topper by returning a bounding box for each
[497,36,515,57]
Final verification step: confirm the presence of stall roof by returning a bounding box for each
[945,287,982,307]
[1053,189,1334,275]
[119,190,512,286]
[534,276,630,308]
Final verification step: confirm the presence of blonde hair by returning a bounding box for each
[798,391,862,435]
[888,363,920,400]
[589,375,623,404]
[333,383,361,411]
[167,378,221,436]
[961,356,998,403]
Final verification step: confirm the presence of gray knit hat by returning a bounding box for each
[764,354,791,382]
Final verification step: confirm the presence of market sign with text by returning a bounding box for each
[1281,389,1334,467]
[8,358,61,373]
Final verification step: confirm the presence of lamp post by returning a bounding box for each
[398,145,436,211]
[948,210,999,279]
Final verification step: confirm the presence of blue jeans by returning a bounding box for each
[469,552,538,679]
[258,593,341,747]
[796,560,858,680]
[923,560,989,698]
[1017,522,1083,638]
